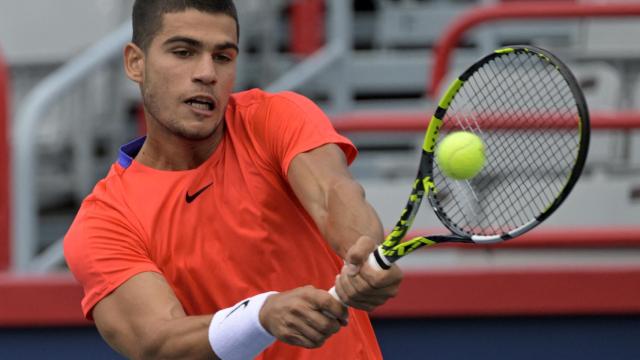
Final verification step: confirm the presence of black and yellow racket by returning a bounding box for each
[331,45,590,293]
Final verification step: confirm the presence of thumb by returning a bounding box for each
[345,235,376,276]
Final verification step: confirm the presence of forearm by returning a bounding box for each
[141,294,278,360]
[326,180,403,311]
[129,315,217,360]
[323,178,384,258]
[96,272,278,360]
[287,144,401,310]
[287,144,384,259]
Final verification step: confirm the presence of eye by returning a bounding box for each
[213,53,234,63]
[172,49,193,58]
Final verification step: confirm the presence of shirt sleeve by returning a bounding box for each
[251,91,358,177]
[63,198,161,320]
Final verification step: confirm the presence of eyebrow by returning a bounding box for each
[163,36,239,53]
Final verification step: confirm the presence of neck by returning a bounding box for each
[135,122,225,171]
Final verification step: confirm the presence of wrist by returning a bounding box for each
[209,291,278,360]
[258,292,275,335]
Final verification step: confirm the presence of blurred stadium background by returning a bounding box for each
[1,0,640,359]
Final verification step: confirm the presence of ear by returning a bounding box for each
[124,42,145,84]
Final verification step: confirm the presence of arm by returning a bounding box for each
[288,144,402,311]
[93,272,214,360]
[92,272,347,360]
[288,144,382,257]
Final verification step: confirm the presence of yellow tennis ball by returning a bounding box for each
[436,131,486,180]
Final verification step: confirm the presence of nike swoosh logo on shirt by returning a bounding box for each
[185,182,213,203]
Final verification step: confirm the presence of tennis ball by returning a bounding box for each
[436,131,486,180]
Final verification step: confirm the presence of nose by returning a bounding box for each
[192,55,217,84]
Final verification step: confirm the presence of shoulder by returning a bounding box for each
[226,89,329,148]
[83,163,134,216]
[64,164,155,317]
[229,88,320,116]
[64,164,142,255]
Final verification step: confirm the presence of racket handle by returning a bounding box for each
[328,286,343,304]
[327,249,389,305]
[367,246,390,271]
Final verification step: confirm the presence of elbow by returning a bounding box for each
[138,330,172,360]
[327,177,366,203]
[325,177,383,254]
[97,328,164,360]
[139,338,162,360]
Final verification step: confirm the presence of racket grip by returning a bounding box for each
[323,288,344,319]
[327,249,389,305]
[328,286,343,304]
[367,247,389,271]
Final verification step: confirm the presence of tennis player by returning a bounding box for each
[63,1,401,359]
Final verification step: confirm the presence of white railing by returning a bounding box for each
[11,21,133,272]
[266,0,352,113]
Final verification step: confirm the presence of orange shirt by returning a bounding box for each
[64,89,382,359]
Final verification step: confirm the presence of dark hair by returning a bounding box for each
[132,0,239,51]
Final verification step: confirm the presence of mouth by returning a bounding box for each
[184,95,215,112]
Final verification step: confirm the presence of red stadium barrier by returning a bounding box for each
[0,274,87,326]
[2,233,640,326]
[428,2,640,98]
[373,267,640,318]
[0,48,10,271]
[0,231,637,324]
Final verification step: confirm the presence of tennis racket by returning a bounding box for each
[329,45,590,299]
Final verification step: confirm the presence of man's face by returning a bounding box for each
[138,10,238,140]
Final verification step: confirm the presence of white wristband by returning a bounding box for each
[209,291,278,360]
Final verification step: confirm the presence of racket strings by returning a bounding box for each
[433,51,582,236]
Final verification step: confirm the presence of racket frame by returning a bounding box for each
[373,45,591,269]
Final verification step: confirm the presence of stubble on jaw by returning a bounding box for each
[141,77,221,142]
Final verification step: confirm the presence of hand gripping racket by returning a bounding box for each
[329,45,590,300]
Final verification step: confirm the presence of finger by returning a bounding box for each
[301,289,347,333]
[337,271,397,311]
[333,274,349,309]
[336,271,376,309]
[359,263,403,289]
[305,308,343,336]
[352,275,400,306]
[345,236,377,275]
[329,276,347,306]
[268,287,332,348]
[316,289,349,326]
[282,327,324,349]
[284,313,329,348]
[346,268,383,297]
